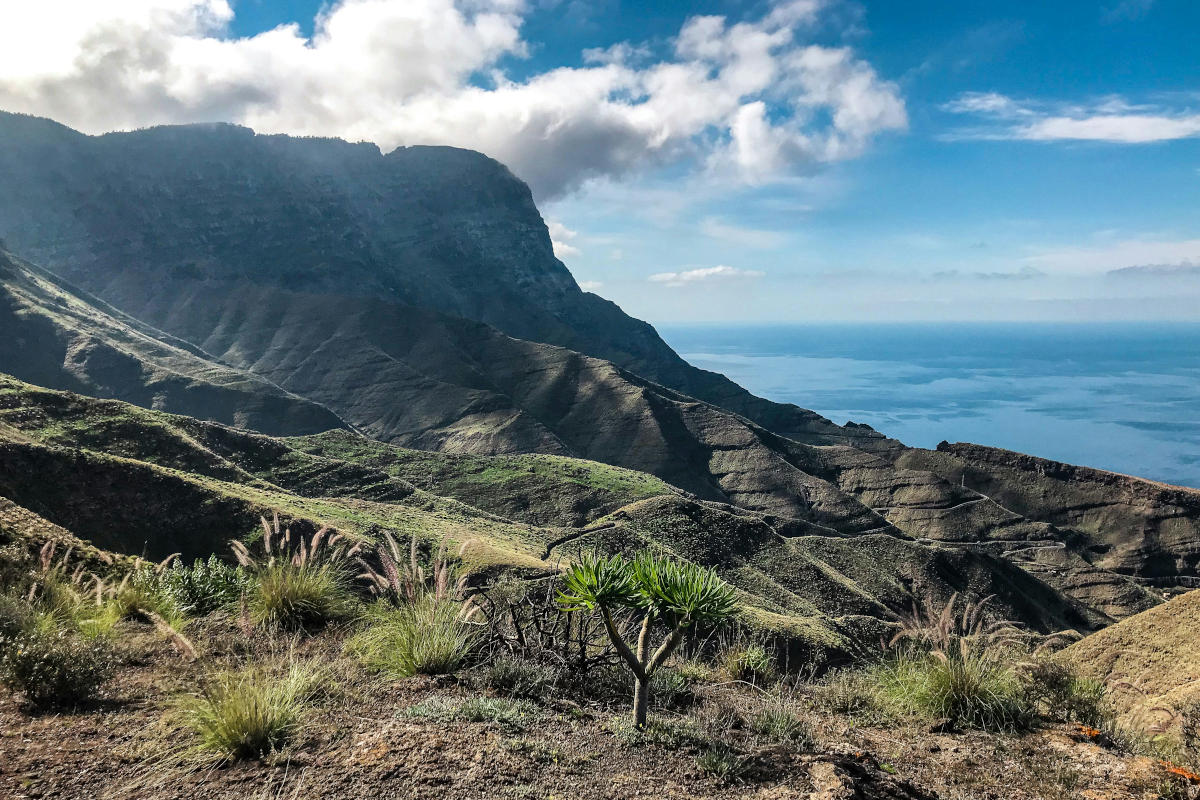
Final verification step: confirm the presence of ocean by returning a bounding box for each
[657,323,1200,489]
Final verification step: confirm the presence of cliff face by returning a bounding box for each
[0,112,1194,611]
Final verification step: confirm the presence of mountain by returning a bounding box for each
[0,246,344,435]
[0,111,1194,612]
[0,373,1101,662]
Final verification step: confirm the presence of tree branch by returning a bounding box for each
[646,619,690,676]
[601,606,646,681]
[636,614,652,664]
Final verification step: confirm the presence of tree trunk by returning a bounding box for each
[633,675,650,729]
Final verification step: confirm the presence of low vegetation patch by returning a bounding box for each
[175,660,323,761]
[750,704,815,747]
[479,653,561,698]
[0,625,114,709]
[402,696,538,731]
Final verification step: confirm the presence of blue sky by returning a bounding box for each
[2,0,1198,322]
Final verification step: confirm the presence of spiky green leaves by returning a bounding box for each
[557,552,640,612]
[558,551,736,626]
[630,552,737,627]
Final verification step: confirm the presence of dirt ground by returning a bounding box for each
[0,623,1195,800]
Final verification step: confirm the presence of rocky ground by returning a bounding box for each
[1,621,1196,800]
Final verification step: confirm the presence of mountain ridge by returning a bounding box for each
[0,111,1195,611]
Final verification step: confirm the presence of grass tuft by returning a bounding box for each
[347,596,478,678]
[719,643,775,685]
[696,743,748,782]
[175,661,323,761]
[250,562,355,631]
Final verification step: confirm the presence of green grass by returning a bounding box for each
[288,430,671,504]
[870,648,1035,731]
[175,661,323,761]
[249,561,356,630]
[346,597,478,678]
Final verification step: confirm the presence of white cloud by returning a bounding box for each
[1021,114,1200,143]
[648,265,766,287]
[0,0,906,199]
[577,280,604,291]
[546,220,580,258]
[1024,237,1200,273]
[942,92,1200,144]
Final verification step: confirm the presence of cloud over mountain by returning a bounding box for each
[0,0,905,198]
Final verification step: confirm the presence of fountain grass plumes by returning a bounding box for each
[234,515,361,631]
[871,593,1037,731]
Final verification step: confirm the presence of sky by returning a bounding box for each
[1,0,1198,322]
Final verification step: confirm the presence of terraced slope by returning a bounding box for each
[0,375,1112,663]
[898,443,1200,585]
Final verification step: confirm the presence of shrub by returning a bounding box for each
[481,654,560,698]
[0,627,114,709]
[559,550,737,728]
[814,670,891,721]
[0,593,38,640]
[154,556,250,616]
[1023,658,1111,727]
[720,643,775,685]
[0,542,35,593]
[751,705,815,747]
[696,743,748,781]
[176,661,322,760]
[347,595,478,677]
[1180,701,1200,758]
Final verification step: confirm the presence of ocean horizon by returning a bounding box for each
[659,321,1200,489]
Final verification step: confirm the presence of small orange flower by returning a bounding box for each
[1161,761,1200,783]
[1076,724,1101,738]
